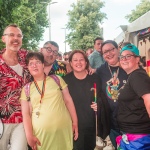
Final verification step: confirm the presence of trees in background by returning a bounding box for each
[125,0,150,23]
[0,0,49,50]
[66,0,106,50]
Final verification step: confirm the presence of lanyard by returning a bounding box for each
[34,76,46,103]
[108,64,119,78]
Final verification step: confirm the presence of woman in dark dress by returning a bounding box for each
[63,50,110,150]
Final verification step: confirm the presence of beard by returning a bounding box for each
[44,55,55,66]
[8,40,21,52]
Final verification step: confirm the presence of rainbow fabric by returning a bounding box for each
[93,83,97,103]
[116,133,150,150]
[147,60,150,77]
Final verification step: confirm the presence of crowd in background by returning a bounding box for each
[0,24,150,150]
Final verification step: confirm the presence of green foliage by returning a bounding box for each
[0,0,50,50]
[125,0,150,23]
[66,0,106,50]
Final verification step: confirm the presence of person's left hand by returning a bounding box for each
[91,102,97,111]
[72,123,78,141]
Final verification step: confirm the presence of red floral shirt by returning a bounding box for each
[0,49,31,123]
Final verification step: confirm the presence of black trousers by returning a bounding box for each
[109,129,121,150]
[73,129,96,150]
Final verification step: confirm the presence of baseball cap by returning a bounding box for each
[120,44,140,56]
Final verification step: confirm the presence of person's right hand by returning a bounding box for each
[72,123,78,141]
[91,102,97,111]
[27,135,41,150]
[88,66,96,75]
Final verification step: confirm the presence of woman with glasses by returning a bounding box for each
[96,40,128,150]
[117,44,150,149]
[20,52,78,150]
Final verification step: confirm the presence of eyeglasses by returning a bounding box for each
[65,58,69,61]
[3,33,23,38]
[102,48,115,56]
[119,54,136,61]
[28,61,42,67]
[43,47,58,56]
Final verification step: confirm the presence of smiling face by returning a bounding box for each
[94,39,103,52]
[102,43,119,66]
[41,43,59,66]
[70,52,87,73]
[28,58,44,78]
[120,50,140,74]
[2,26,23,52]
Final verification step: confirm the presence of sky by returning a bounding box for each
[39,0,141,53]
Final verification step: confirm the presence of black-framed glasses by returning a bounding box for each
[43,47,58,56]
[64,58,69,61]
[102,47,115,56]
[3,33,23,38]
[119,54,136,61]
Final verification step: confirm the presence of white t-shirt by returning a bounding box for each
[10,63,23,77]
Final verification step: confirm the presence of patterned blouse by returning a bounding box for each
[0,48,31,123]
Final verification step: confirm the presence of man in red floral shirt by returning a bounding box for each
[0,24,31,150]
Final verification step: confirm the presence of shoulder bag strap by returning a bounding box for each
[50,75,62,90]
[24,82,31,101]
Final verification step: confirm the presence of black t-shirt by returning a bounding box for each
[63,72,110,139]
[96,62,128,130]
[63,72,100,131]
[117,68,150,134]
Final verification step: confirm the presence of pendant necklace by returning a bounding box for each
[34,76,46,118]
[108,64,120,102]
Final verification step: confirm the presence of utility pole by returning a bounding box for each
[48,2,57,40]
[41,1,58,40]
[61,28,67,52]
